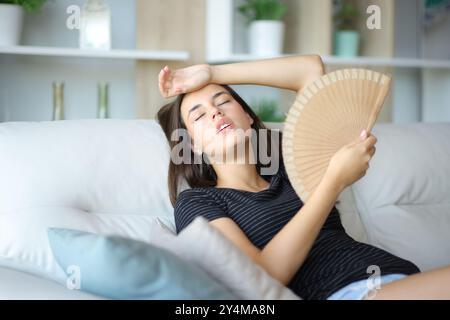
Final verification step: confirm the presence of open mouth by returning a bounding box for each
[217,123,234,134]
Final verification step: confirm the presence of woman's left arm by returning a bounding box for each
[210,54,325,93]
[158,54,324,98]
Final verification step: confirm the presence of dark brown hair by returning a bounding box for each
[157,84,281,207]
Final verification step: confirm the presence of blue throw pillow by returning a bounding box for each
[47,228,236,300]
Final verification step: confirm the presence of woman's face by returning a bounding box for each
[180,84,254,161]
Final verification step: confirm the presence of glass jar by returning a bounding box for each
[79,0,111,50]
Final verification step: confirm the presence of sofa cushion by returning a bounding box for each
[351,123,450,271]
[47,228,236,300]
[150,216,301,300]
[0,119,174,218]
[0,266,102,300]
[0,119,176,281]
[335,186,369,244]
[0,206,175,283]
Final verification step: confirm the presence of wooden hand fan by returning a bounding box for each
[282,68,392,202]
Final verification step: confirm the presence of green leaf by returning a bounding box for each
[238,0,288,23]
[334,1,360,30]
[0,0,49,13]
[252,98,286,122]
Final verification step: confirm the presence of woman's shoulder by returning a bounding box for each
[177,185,219,197]
[174,187,228,233]
[176,187,206,201]
[175,187,220,208]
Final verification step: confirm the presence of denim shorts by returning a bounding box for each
[327,274,408,300]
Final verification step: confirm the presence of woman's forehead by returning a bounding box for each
[181,84,227,114]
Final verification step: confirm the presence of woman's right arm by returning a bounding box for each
[210,132,377,285]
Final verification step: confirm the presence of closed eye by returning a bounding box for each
[194,101,230,121]
[194,113,205,121]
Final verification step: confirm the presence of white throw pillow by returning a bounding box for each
[150,216,301,300]
[0,206,175,283]
[0,119,177,283]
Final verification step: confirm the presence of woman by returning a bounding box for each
[156,55,450,300]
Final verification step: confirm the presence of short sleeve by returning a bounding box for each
[174,189,228,234]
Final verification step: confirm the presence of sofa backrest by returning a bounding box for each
[347,122,450,271]
[1,119,449,273]
[0,119,174,220]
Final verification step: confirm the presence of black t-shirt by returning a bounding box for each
[174,161,420,300]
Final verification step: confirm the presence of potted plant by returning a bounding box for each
[0,0,48,46]
[253,98,286,123]
[238,0,288,56]
[333,0,360,57]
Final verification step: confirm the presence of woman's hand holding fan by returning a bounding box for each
[325,130,377,193]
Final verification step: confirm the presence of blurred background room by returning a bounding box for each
[0,0,449,124]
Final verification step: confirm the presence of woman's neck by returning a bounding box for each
[210,138,269,192]
[213,163,269,192]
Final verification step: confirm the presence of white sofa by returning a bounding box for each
[0,119,449,299]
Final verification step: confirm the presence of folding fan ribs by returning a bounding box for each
[282,68,392,202]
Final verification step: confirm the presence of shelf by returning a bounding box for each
[322,56,450,69]
[207,54,450,69]
[0,45,190,61]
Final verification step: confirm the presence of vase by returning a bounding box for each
[333,30,360,57]
[249,20,285,57]
[0,4,24,46]
[52,82,65,121]
[97,82,109,119]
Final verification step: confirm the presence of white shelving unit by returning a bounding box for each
[2,0,449,123]
[0,45,190,61]
[324,56,450,69]
[208,54,450,70]
[0,0,192,123]
[205,0,450,123]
